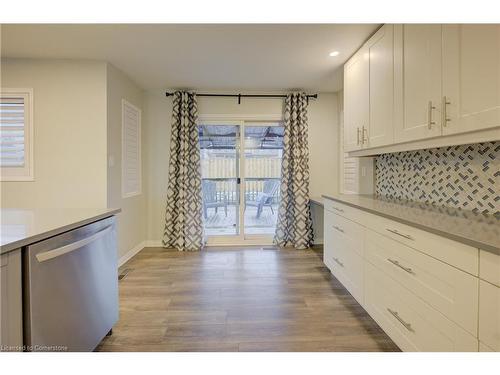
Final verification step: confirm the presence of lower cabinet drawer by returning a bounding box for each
[365,229,479,336]
[324,198,365,223]
[479,280,500,351]
[364,212,479,276]
[323,222,364,304]
[327,211,364,256]
[364,261,478,352]
[328,237,364,305]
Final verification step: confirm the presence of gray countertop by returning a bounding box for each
[0,208,121,255]
[322,194,499,255]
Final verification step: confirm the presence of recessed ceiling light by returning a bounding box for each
[329,51,340,57]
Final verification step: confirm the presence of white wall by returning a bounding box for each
[0,59,108,209]
[106,64,146,261]
[144,91,340,243]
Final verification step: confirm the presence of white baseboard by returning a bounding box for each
[118,241,146,267]
[144,239,322,248]
[145,240,163,248]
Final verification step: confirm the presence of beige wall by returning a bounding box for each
[0,59,148,260]
[144,90,171,242]
[144,91,340,242]
[0,58,339,249]
[106,64,146,260]
[0,59,108,209]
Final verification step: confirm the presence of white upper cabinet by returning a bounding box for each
[394,24,443,143]
[343,23,500,155]
[442,24,500,135]
[344,46,369,152]
[367,24,395,148]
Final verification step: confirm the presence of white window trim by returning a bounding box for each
[121,99,142,198]
[0,88,34,182]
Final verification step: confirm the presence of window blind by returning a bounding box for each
[0,96,25,168]
[122,100,141,197]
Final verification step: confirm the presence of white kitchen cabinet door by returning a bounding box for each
[394,24,443,143]
[480,249,500,287]
[479,342,495,352]
[442,24,500,136]
[0,249,23,351]
[323,210,335,271]
[344,46,369,152]
[323,211,365,305]
[367,24,395,148]
[479,280,500,351]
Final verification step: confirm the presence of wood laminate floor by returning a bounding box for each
[96,246,400,352]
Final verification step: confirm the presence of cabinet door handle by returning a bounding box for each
[442,96,451,127]
[332,206,344,213]
[387,308,414,332]
[356,127,361,145]
[427,101,436,129]
[387,258,415,275]
[362,126,368,144]
[333,257,344,267]
[386,228,414,241]
[332,225,344,233]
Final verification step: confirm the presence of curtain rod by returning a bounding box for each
[165,92,318,104]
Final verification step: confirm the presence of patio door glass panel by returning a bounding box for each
[243,124,284,236]
[199,124,240,236]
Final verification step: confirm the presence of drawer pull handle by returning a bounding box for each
[386,228,414,241]
[387,308,414,332]
[333,257,344,267]
[387,258,415,275]
[333,225,344,233]
[332,206,344,213]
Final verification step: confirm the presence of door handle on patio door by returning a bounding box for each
[237,178,241,184]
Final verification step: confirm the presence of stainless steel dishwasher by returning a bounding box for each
[23,216,118,352]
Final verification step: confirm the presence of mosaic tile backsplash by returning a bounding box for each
[375,142,499,216]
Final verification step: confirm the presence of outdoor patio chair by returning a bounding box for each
[202,180,228,219]
[245,179,280,219]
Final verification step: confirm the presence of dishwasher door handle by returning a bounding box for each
[36,225,113,263]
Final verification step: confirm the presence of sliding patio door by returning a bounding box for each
[199,121,284,245]
[199,123,240,238]
[243,124,283,237]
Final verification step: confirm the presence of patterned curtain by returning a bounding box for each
[274,92,314,249]
[162,91,204,251]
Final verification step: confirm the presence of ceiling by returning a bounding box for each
[0,24,379,92]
